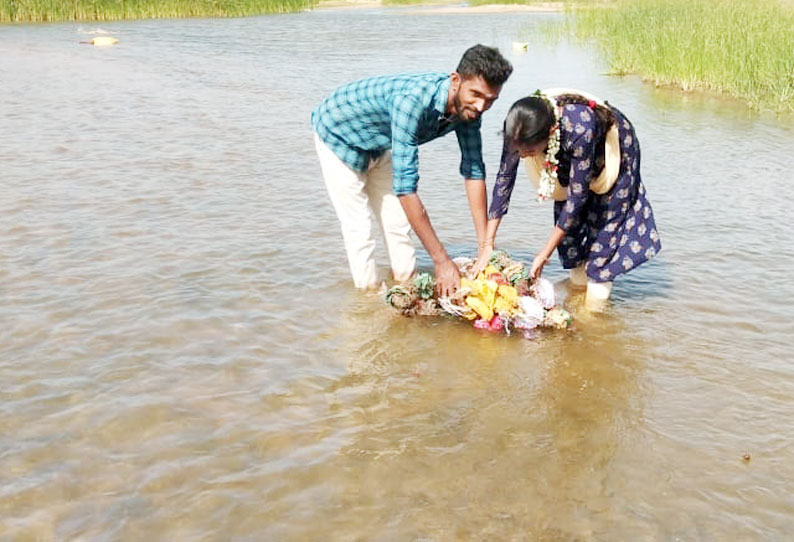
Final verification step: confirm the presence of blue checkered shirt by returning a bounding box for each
[311,72,486,195]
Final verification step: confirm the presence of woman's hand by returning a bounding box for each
[469,242,493,278]
[530,254,549,280]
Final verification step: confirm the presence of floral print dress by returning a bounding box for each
[489,102,661,282]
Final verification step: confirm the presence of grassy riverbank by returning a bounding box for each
[570,0,794,111]
[0,0,316,21]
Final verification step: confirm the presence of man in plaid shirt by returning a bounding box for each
[312,44,512,296]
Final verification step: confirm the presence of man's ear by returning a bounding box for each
[450,72,461,93]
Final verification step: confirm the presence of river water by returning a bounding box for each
[1,7,793,540]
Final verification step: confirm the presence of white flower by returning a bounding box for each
[630,241,641,253]
[638,223,647,236]
[534,93,563,202]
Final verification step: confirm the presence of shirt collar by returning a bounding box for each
[434,76,451,115]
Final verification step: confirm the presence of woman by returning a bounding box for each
[474,89,661,308]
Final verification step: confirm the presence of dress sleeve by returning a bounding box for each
[455,119,485,180]
[556,107,597,231]
[390,94,423,195]
[488,137,520,219]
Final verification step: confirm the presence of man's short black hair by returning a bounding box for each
[456,44,513,87]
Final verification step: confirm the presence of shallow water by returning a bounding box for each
[1,8,793,540]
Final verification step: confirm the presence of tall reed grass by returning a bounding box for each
[0,0,316,21]
[570,0,794,111]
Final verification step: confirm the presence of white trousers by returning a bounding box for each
[314,134,416,289]
[570,264,613,307]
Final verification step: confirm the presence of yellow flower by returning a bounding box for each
[465,296,494,321]
[496,284,518,306]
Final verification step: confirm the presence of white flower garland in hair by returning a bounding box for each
[535,92,562,202]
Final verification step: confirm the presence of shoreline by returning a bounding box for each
[314,1,565,13]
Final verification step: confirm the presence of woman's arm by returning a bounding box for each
[470,217,502,277]
[530,226,565,279]
[465,179,488,249]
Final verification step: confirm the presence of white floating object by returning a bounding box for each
[512,42,528,53]
[530,277,556,309]
[515,296,544,330]
[90,36,119,46]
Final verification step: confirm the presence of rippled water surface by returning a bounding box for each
[2,8,794,540]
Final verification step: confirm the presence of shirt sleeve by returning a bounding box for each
[556,108,597,231]
[488,137,520,219]
[390,94,423,195]
[455,120,485,180]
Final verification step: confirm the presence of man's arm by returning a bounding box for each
[398,193,460,297]
[391,94,460,296]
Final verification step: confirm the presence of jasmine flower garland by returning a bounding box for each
[536,92,562,202]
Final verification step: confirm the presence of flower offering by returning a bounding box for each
[384,250,572,339]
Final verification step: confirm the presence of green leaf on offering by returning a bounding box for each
[413,272,435,299]
[488,249,511,271]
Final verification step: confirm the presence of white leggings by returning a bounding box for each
[570,265,613,304]
[314,134,416,289]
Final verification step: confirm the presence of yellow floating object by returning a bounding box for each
[465,296,493,321]
[480,279,498,309]
[494,296,519,317]
[497,284,518,306]
[460,278,480,296]
[90,36,119,47]
[512,42,528,53]
[479,265,500,279]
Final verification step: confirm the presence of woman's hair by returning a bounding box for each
[504,96,554,147]
[556,93,616,128]
[504,93,617,147]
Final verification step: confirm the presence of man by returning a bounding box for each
[312,44,513,296]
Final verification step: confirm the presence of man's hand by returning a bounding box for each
[434,258,461,297]
[398,193,459,295]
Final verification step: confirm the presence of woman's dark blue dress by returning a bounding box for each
[489,102,661,282]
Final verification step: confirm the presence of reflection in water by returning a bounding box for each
[256,293,647,540]
[2,7,794,540]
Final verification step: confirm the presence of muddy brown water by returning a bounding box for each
[1,9,793,540]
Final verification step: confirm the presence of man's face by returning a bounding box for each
[451,74,502,122]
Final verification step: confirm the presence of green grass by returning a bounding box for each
[569,0,794,111]
[0,0,316,21]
